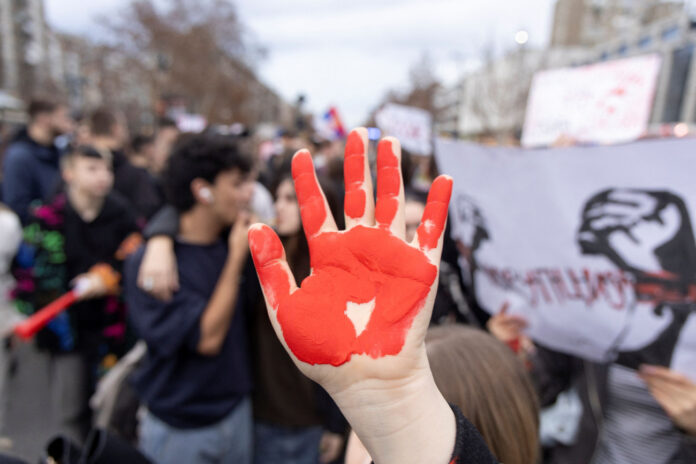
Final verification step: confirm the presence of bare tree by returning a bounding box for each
[369,52,443,124]
[464,42,542,142]
[102,0,267,125]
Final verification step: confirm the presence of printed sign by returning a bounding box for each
[375,103,433,155]
[522,54,661,147]
[436,137,696,378]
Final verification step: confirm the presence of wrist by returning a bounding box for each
[332,369,455,464]
[226,253,245,273]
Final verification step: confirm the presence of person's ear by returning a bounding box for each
[200,187,214,202]
[192,179,215,204]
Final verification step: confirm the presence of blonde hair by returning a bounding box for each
[426,325,539,464]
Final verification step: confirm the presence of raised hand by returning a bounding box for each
[639,365,696,436]
[249,129,450,368]
[248,128,456,464]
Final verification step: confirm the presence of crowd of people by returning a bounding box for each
[0,97,692,464]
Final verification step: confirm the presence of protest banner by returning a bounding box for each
[435,137,696,378]
[375,103,433,155]
[522,54,661,147]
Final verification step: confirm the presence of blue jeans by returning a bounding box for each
[139,397,252,464]
[253,422,323,464]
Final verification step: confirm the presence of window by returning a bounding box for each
[663,45,694,122]
[662,26,680,42]
[638,36,652,48]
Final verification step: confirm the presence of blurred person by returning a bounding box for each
[11,146,140,442]
[124,134,255,464]
[89,108,163,222]
[247,128,496,464]
[135,145,268,302]
[72,112,92,147]
[129,134,156,170]
[311,139,340,176]
[405,190,475,325]
[2,98,74,224]
[487,308,696,463]
[150,118,179,175]
[0,205,23,444]
[251,173,346,464]
[357,324,539,461]
[346,325,540,464]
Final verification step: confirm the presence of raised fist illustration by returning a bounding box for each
[451,194,489,263]
[248,128,452,392]
[578,189,696,278]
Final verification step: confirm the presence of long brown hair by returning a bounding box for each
[426,325,540,464]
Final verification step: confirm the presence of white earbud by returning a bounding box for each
[200,187,214,203]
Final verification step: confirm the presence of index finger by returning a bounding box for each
[292,150,338,241]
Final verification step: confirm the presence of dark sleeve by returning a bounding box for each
[529,344,575,408]
[315,385,347,434]
[678,432,696,462]
[143,205,179,239]
[121,168,164,221]
[124,251,204,358]
[2,147,36,224]
[137,172,165,220]
[449,404,498,463]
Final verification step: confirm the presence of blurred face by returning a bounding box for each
[208,169,252,225]
[62,155,113,198]
[275,179,301,236]
[113,114,129,148]
[405,199,425,243]
[49,106,75,137]
[141,142,156,160]
[153,127,179,173]
[74,122,91,146]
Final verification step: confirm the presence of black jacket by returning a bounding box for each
[2,128,62,224]
[112,150,164,223]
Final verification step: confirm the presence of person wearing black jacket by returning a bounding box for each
[12,146,140,441]
[2,99,73,224]
[89,108,164,223]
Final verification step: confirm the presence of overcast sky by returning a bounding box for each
[45,0,556,127]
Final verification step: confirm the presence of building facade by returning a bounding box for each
[436,0,696,141]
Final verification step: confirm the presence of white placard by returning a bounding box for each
[522,54,661,148]
[375,103,433,155]
[436,137,696,378]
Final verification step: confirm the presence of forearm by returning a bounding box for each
[197,256,244,355]
[332,370,456,464]
[143,205,179,239]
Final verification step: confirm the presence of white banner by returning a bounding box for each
[435,137,696,378]
[375,103,433,155]
[522,54,661,148]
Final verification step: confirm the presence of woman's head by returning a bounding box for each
[272,173,343,238]
[426,325,540,464]
[274,177,301,236]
